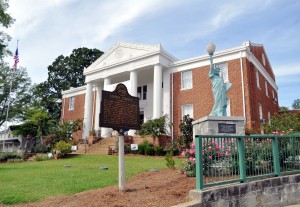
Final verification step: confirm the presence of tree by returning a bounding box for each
[292,99,300,109]
[264,113,300,134]
[0,64,32,126]
[178,114,194,149]
[279,106,289,111]
[139,115,169,140]
[34,47,103,120]
[0,0,15,60]
[13,107,56,140]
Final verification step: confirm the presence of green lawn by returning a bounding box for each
[0,154,176,205]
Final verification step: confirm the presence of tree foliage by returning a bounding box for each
[0,0,15,59]
[279,106,289,111]
[139,115,169,139]
[292,99,300,110]
[13,107,56,139]
[33,47,103,120]
[264,113,300,134]
[0,64,32,126]
[178,114,194,148]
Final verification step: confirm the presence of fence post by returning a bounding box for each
[237,137,246,182]
[195,135,203,190]
[272,136,280,176]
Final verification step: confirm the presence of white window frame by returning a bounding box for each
[265,80,269,97]
[268,111,271,124]
[69,97,75,110]
[182,104,193,118]
[256,69,260,89]
[181,70,192,90]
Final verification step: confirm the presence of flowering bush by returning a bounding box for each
[181,142,196,177]
[181,139,238,177]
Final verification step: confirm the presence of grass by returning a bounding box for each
[0,154,179,205]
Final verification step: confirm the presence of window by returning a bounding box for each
[262,53,266,66]
[181,70,192,89]
[256,69,260,88]
[137,85,147,100]
[265,80,269,97]
[69,97,75,110]
[182,104,193,118]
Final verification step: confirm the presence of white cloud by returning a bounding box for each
[273,63,300,77]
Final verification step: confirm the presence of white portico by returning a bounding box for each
[82,42,177,139]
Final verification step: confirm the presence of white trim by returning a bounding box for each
[240,52,246,117]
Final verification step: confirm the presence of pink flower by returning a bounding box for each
[290,129,294,131]
[183,171,187,177]
[186,149,189,152]
[208,146,211,152]
[192,158,196,162]
[189,149,195,155]
[225,151,230,157]
[191,142,195,148]
[208,156,212,160]
[181,151,185,157]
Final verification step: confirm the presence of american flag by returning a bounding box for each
[13,47,19,70]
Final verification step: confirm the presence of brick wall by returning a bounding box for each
[61,92,96,140]
[172,55,279,138]
[172,59,244,139]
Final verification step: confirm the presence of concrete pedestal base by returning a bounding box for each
[192,116,245,139]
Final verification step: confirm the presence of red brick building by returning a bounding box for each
[61,41,279,140]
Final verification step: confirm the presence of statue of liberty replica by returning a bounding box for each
[207,43,232,116]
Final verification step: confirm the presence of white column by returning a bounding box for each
[83,82,93,139]
[101,78,112,137]
[128,70,137,136]
[94,82,103,136]
[153,64,162,119]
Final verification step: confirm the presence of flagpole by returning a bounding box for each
[2,40,18,152]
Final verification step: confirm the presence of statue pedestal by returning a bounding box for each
[192,116,245,138]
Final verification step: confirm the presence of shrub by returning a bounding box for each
[33,144,49,153]
[139,115,170,140]
[155,146,166,156]
[7,159,23,163]
[181,143,196,177]
[54,140,72,158]
[35,154,52,161]
[137,140,149,155]
[0,152,22,162]
[165,152,176,169]
[144,144,155,156]
[164,142,180,156]
[178,115,194,149]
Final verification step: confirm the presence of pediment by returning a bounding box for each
[86,42,161,71]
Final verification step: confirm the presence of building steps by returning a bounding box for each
[73,137,117,155]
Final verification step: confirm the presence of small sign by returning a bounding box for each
[100,83,140,131]
[218,123,236,134]
[71,146,78,151]
[131,144,138,151]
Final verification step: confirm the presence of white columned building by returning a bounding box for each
[81,42,177,139]
[83,82,93,139]
[153,64,163,119]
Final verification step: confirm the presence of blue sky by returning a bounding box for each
[4,0,300,108]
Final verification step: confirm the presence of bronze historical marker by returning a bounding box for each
[99,83,140,131]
